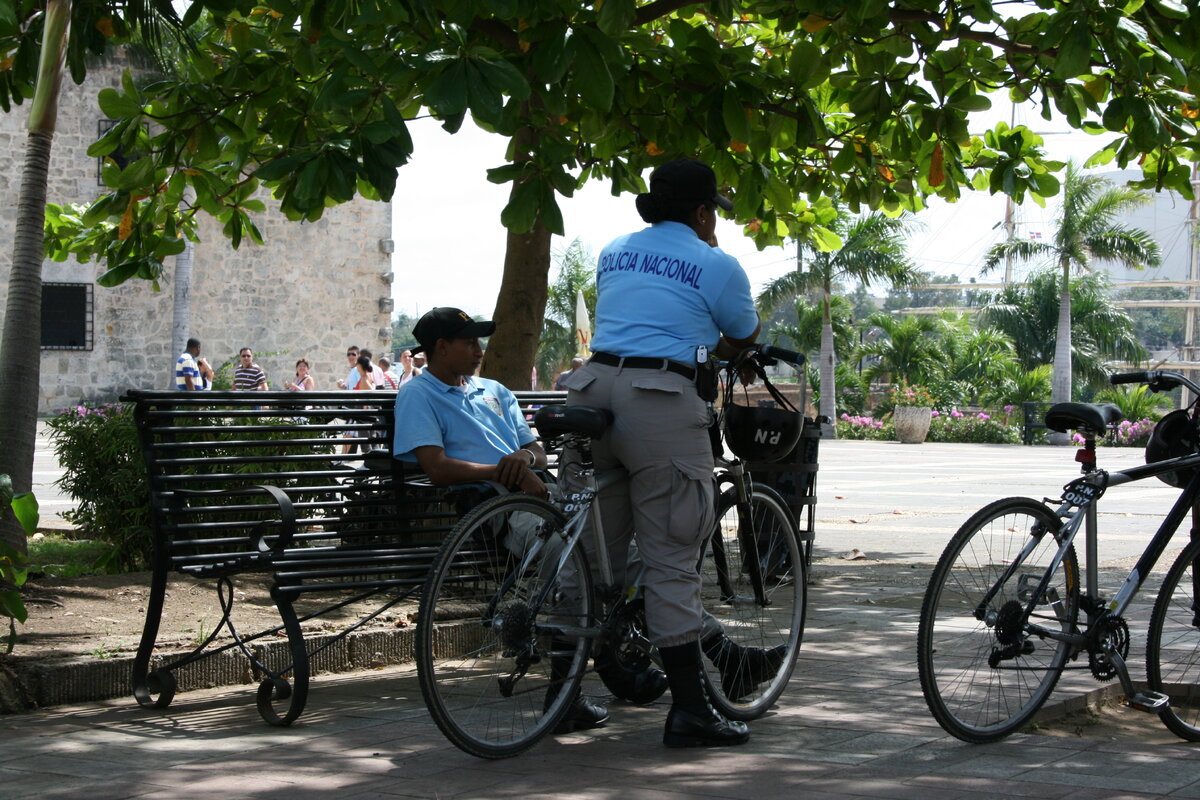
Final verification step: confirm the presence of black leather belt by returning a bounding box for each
[590,351,696,381]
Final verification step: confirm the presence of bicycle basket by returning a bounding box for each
[1146,409,1200,488]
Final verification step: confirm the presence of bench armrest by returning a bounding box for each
[173,484,298,554]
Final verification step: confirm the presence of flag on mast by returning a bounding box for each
[574,289,591,357]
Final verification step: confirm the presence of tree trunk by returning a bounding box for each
[485,220,552,390]
[169,188,196,375]
[1049,264,1073,444]
[169,239,194,380]
[819,290,837,437]
[0,0,69,558]
[481,125,552,391]
[0,131,53,557]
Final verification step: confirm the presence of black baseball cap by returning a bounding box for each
[411,307,496,354]
[649,160,733,211]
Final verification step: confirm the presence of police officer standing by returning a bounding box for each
[560,159,762,747]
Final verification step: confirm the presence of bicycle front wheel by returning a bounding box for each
[700,486,806,721]
[1147,539,1200,741]
[918,497,1079,743]
[416,493,593,759]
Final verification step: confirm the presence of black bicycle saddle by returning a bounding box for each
[1044,402,1123,434]
[532,405,612,439]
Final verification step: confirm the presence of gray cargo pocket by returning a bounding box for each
[562,371,596,392]
[666,454,716,545]
[630,375,685,394]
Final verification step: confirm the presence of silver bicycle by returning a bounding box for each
[919,370,1200,742]
[415,344,807,758]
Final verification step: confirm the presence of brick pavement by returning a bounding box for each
[5,564,1200,799]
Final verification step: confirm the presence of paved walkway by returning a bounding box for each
[6,437,1200,798]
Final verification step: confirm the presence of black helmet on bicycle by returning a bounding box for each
[722,403,804,463]
[1146,409,1200,488]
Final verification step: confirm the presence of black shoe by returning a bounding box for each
[663,705,750,748]
[598,663,669,705]
[552,695,610,734]
[719,643,789,701]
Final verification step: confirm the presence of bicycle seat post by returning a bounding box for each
[1074,429,1103,602]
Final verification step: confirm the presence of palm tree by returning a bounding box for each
[758,212,923,430]
[536,239,595,389]
[983,161,1160,408]
[768,295,856,363]
[934,314,1020,406]
[856,312,947,387]
[978,269,1146,392]
[0,1,186,558]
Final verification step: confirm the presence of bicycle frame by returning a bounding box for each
[987,446,1200,697]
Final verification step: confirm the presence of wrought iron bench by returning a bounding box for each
[1021,401,1054,445]
[124,388,554,726]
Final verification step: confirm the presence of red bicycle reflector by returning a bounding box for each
[1075,449,1096,465]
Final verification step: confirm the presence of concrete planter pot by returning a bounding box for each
[894,406,933,444]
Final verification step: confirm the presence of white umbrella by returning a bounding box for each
[574,289,591,357]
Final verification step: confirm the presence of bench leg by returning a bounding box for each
[132,564,177,709]
[255,586,310,726]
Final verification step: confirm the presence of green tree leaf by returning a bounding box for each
[10,492,37,536]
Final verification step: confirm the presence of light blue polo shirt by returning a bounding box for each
[392,372,536,465]
[591,221,759,363]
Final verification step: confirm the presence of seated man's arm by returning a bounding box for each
[411,443,548,498]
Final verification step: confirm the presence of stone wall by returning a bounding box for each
[0,54,393,414]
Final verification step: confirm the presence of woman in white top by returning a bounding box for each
[284,358,316,391]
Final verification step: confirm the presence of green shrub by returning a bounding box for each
[46,403,151,571]
[47,402,338,571]
[926,411,1021,444]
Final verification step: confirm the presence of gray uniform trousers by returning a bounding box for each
[562,360,715,648]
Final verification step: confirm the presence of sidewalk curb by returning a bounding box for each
[0,625,417,714]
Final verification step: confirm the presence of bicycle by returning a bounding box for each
[918,369,1200,743]
[414,344,808,758]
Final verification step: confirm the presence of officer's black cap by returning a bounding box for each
[411,307,496,355]
[649,160,734,211]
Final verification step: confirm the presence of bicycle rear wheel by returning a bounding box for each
[918,497,1079,742]
[416,493,593,759]
[700,486,806,721]
[1147,539,1200,741]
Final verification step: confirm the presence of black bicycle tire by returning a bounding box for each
[415,492,593,759]
[918,496,1079,743]
[701,485,806,721]
[1146,538,1200,741]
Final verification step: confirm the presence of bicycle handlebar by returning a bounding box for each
[1110,371,1153,385]
[1110,370,1200,397]
[758,344,806,367]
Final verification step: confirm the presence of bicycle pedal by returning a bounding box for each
[1128,691,1171,713]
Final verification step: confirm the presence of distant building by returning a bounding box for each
[0,54,394,413]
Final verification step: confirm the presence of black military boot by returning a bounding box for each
[545,640,610,734]
[701,632,788,701]
[659,641,749,748]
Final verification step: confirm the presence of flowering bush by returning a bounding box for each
[889,380,935,408]
[926,410,1021,444]
[837,414,894,440]
[1070,418,1156,448]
